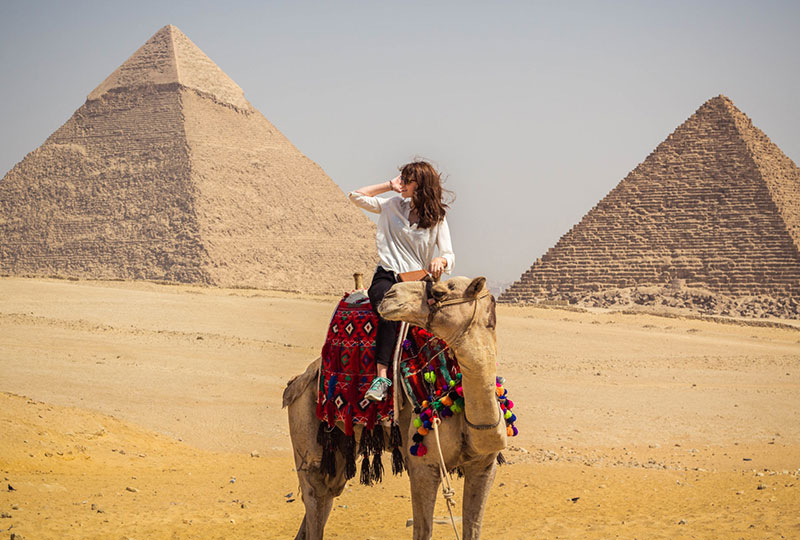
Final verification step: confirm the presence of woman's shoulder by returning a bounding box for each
[384,195,406,210]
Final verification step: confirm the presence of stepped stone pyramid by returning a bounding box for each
[0,25,376,293]
[501,95,800,305]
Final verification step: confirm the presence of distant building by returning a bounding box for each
[0,25,376,294]
[501,96,800,313]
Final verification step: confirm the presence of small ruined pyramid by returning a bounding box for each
[501,95,800,303]
[0,25,376,293]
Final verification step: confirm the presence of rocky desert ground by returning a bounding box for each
[1,276,799,539]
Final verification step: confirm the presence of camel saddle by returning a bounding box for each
[316,289,459,436]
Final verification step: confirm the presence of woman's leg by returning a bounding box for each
[366,268,398,400]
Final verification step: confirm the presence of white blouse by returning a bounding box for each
[348,191,455,275]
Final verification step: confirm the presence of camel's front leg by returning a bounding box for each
[460,453,498,540]
[407,459,442,540]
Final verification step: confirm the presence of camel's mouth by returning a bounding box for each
[377,296,405,321]
[378,282,429,325]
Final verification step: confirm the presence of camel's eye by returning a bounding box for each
[430,287,448,302]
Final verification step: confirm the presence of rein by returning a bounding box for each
[424,286,492,345]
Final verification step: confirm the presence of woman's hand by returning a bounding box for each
[428,257,447,279]
[389,175,403,193]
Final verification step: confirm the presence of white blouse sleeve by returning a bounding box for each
[436,217,455,273]
[348,191,383,214]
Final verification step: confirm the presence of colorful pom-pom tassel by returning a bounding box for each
[507,426,514,436]
[418,427,429,436]
[413,417,422,428]
[440,396,453,407]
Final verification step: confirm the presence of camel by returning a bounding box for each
[283,276,507,540]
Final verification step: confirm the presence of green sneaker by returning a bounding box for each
[365,376,392,402]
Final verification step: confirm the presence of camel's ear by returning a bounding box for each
[465,276,486,298]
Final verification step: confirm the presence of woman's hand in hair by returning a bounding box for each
[428,257,447,279]
[389,175,403,193]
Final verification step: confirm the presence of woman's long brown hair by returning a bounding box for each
[400,161,451,229]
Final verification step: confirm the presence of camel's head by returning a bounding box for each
[378,276,496,345]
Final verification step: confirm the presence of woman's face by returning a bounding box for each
[400,177,417,199]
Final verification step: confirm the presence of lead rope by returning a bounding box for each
[392,321,409,427]
[431,416,461,540]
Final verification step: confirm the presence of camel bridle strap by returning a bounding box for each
[425,288,492,345]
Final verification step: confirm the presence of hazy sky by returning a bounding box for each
[1,1,798,284]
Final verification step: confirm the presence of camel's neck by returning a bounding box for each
[452,328,505,453]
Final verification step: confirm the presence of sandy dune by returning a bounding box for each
[1,277,799,539]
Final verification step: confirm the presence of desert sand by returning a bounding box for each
[1,276,799,539]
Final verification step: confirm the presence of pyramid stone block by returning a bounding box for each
[500,96,800,307]
[0,25,376,293]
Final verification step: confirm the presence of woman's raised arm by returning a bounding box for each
[354,175,402,197]
[348,175,402,214]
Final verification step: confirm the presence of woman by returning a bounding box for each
[348,160,455,402]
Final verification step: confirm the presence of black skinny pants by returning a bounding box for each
[368,267,400,367]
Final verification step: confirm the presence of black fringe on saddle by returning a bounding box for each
[370,428,385,482]
[370,425,385,453]
[359,428,372,485]
[390,424,405,475]
[317,422,338,478]
[343,433,357,480]
[358,426,370,457]
[360,455,371,485]
[496,452,506,466]
[372,452,384,483]
[317,421,403,485]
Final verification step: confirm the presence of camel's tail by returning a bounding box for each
[282,357,321,408]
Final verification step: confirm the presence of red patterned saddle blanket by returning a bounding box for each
[316,290,458,435]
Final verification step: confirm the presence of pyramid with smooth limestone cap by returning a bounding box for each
[500,95,800,306]
[0,25,376,293]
